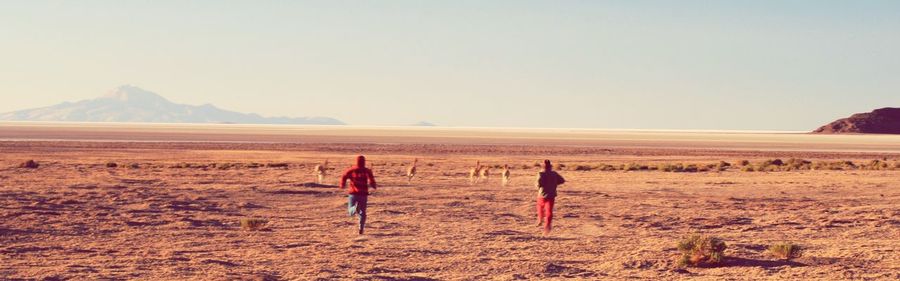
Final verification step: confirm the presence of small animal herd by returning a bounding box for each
[313,159,512,186]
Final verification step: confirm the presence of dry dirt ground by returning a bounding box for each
[1,141,898,280]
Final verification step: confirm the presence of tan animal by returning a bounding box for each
[406,158,418,184]
[469,160,482,185]
[479,165,491,183]
[501,164,511,186]
[314,160,328,184]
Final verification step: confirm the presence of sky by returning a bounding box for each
[1,1,898,130]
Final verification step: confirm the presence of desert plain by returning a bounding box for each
[1,123,899,280]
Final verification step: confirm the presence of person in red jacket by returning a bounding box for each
[340,155,377,235]
[535,159,565,235]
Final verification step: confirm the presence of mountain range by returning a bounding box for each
[0,86,344,125]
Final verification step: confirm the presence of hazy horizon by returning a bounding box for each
[1,1,898,130]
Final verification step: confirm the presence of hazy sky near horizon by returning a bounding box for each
[1,1,898,130]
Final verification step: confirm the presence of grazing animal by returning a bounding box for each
[406,158,418,184]
[469,160,482,185]
[479,165,491,183]
[501,164,511,186]
[314,160,328,184]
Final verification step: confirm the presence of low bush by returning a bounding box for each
[784,158,812,171]
[20,160,39,169]
[715,161,731,171]
[240,218,269,231]
[862,159,890,170]
[625,163,649,171]
[573,165,594,171]
[599,164,619,171]
[677,234,727,267]
[106,162,118,168]
[683,164,700,173]
[768,242,802,260]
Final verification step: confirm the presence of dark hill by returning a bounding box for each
[813,107,900,134]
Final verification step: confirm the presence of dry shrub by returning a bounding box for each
[741,165,756,172]
[240,218,269,231]
[625,163,649,171]
[20,160,39,169]
[862,159,890,170]
[784,158,812,171]
[683,164,700,173]
[768,242,802,260]
[738,160,751,166]
[756,159,784,171]
[106,162,118,168]
[266,163,289,168]
[128,163,140,169]
[659,163,683,172]
[813,160,856,171]
[573,165,594,171]
[677,234,727,267]
[715,161,731,171]
[599,164,619,171]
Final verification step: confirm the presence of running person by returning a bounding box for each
[340,155,377,235]
[535,159,565,235]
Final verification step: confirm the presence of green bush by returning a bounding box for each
[677,234,727,267]
[768,242,802,260]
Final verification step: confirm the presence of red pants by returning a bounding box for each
[537,197,555,231]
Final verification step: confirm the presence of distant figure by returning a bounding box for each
[314,160,328,184]
[469,160,482,185]
[535,159,565,235]
[340,156,377,235]
[406,158,418,184]
[501,164,511,186]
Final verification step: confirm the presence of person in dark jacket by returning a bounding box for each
[340,155,377,235]
[535,159,565,234]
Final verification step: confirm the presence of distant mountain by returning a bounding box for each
[813,107,900,134]
[410,121,437,127]
[0,85,344,125]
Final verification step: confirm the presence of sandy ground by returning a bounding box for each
[1,127,899,280]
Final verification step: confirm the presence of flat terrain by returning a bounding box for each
[0,124,898,280]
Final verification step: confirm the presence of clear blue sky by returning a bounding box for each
[1,1,898,130]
